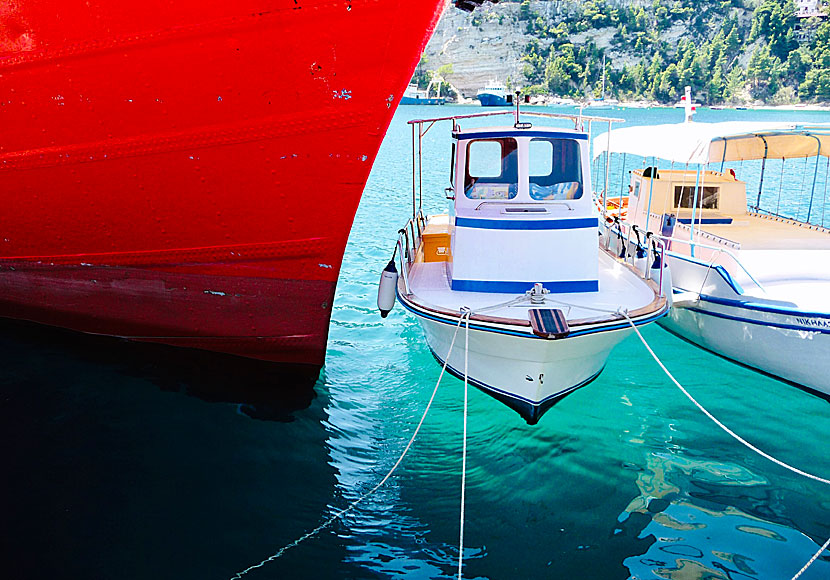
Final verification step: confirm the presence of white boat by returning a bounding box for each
[593,120,830,397]
[585,56,618,109]
[584,98,619,110]
[380,110,669,423]
[400,80,445,105]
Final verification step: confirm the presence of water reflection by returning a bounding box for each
[620,453,830,579]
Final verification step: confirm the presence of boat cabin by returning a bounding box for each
[627,168,749,231]
[443,125,599,294]
[594,122,830,253]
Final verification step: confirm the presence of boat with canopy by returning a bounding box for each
[378,108,669,423]
[593,119,830,397]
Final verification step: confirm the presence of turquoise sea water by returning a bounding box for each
[2,105,829,579]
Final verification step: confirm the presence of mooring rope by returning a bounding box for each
[791,535,830,580]
[621,312,830,486]
[618,312,830,580]
[228,315,468,580]
[457,309,471,580]
[230,294,829,579]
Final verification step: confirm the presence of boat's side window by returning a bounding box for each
[528,138,583,201]
[674,185,719,209]
[465,138,518,200]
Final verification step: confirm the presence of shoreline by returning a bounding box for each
[452,95,830,112]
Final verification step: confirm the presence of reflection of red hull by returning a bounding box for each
[0,0,446,367]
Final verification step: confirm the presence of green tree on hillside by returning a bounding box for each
[800,17,830,99]
[750,0,798,60]
[510,0,830,104]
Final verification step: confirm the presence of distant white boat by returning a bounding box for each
[585,98,619,109]
[594,121,830,397]
[380,110,668,423]
[400,82,445,105]
[585,56,617,109]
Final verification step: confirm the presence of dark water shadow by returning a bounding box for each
[0,318,321,422]
[0,318,345,580]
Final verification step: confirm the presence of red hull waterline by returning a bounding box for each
[0,0,447,368]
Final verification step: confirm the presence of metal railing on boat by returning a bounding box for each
[608,219,766,295]
[406,105,624,224]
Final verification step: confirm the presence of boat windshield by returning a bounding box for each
[464,138,518,200]
[529,138,583,201]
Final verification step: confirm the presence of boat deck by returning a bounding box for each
[693,213,830,250]
[729,250,830,311]
[685,215,830,311]
[407,249,659,322]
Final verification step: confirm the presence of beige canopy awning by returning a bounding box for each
[592,121,830,164]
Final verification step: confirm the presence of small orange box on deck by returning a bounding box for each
[422,215,451,262]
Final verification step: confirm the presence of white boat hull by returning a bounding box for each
[407,304,642,423]
[662,294,830,397]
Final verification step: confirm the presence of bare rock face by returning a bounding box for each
[422,1,620,99]
[421,3,541,99]
[422,0,752,101]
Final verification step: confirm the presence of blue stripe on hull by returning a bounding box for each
[659,314,830,401]
[455,216,598,230]
[677,217,733,225]
[450,279,599,294]
[698,293,830,321]
[679,302,830,335]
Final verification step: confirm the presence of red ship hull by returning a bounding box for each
[0,0,446,367]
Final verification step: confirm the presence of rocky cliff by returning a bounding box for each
[422,2,550,98]
[420,0,817,104]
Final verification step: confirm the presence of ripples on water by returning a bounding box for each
[2,106,830,579]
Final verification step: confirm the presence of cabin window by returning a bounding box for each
[529,140,553,176]
[464,138,518,200]
[528,138,583,200]
[674,185,719,209]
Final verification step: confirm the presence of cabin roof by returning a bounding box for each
[454,126,587,141]
[592,121,830,164]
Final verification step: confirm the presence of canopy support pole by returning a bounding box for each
[618,153,627,215]
[823,156,829,227]
[411,123,417,220]
[719,137,727,173]
[418,122,424,215]
[797,155,809,221]
[602,121,613,215]
[645,156,657,228]
[755,136,769,211]
[690,165,702,258]
[806,135,821,223]
[776,157,785,217]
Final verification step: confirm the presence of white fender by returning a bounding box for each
[377,259,398,318]
[607,229,619,256]
[651,258,673,307]
[661,260,673,307]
